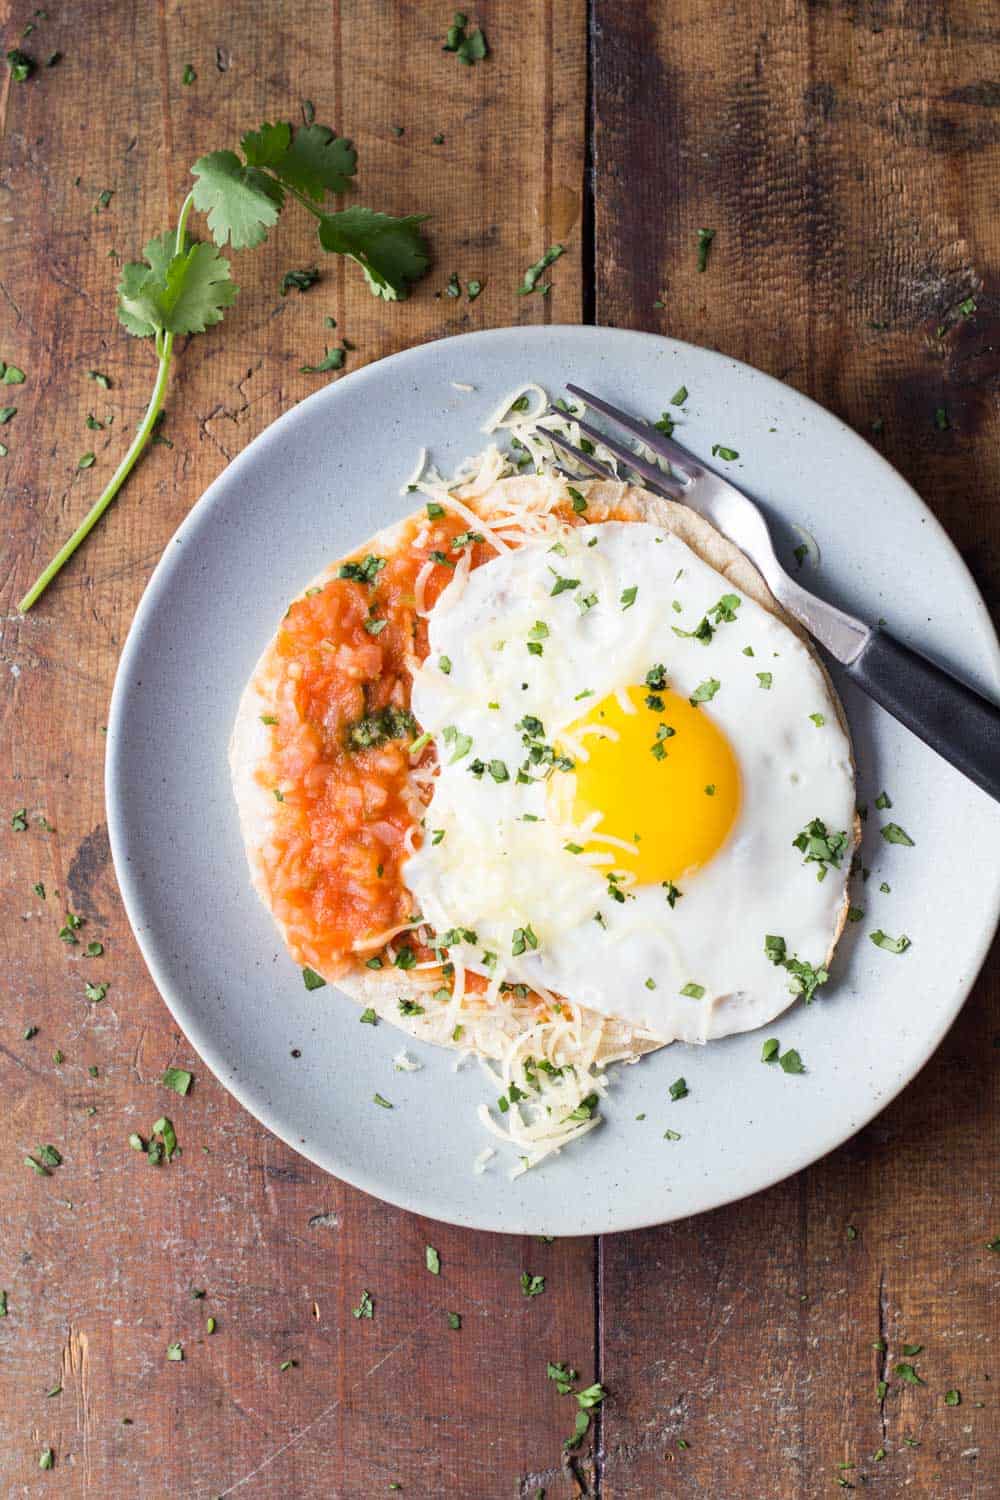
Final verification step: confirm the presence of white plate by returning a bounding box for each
[106,326,1000,1235]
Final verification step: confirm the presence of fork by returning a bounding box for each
[545,383,1000,803]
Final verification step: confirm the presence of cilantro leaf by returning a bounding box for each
[117,238,237,337]
[318,207,430,300]
[191,151,284,250]
[270,123,358,200]
[239,120,293,169]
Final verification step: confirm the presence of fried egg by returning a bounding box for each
[404,518,856,1043]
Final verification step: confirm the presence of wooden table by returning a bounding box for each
[3,2,998,1495]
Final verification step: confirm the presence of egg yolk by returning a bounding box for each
[548,685,741,884]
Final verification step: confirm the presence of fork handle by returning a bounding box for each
[846,628,1000,802]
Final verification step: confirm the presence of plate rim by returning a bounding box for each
[105,323,1000,1235]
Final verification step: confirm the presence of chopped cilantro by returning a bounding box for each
[511,924,539,957]
[353,1289,374,1319]
[779,1048,805,1074]
[869,929,910,954]
[880,822,914,846]
[520,1272,545,1298]
[620,585,638,610]
[373,1093,393,1109]
[894,1361,924,1386]
[447,1311,461,1329]
[425,1244,441,1275]
[669,1076,689,1100]
[302,967,327,990]
[756,671,772,689]
[359,1007,377,1024]
[166,1342,184,1362]
[711,444,738,461]
[696,227,715,272]
[518,244,564,295]
[793,817,849,874]
[761,1038,779,1062]
[809,712,825,727]
[162,1066,192,1096]
[688,678,720,706]
[442,11,488,65]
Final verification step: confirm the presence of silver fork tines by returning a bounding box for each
[544,407,686,499]
[566,382,703,481]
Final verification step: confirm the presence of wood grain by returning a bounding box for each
[594,1,1000,1495]
[0,2,590,1496]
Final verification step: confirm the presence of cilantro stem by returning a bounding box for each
[18,193,195,612]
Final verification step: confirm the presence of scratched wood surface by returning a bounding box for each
[593,2,1000,1497]
[1,0,998,1496]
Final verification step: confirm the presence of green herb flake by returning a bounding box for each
[373,1093,393,1109]
[300,346,345,374]
[620,585,638,610]
[944,1388,961,1406]
[166,1342,184,1361]
[869,929,911,954]
[696,227,715,272]
[518,244,564,296]
[425,1244,441,1275]
[7,49,35,82]
[359,1007,377,1024]
[779,1048,805,1074]
[688,678,720,706]
[669,1076,689,1100]
[280,265,320,296]
[182,63,197,85]
[353,1288,374,1319]
[78,451,96,469]
[0,406,17,424]
[39,1447,54,1471]
[162,1066,192,1096]
[880,822,914,847]
[671,385,688,406]
[809,712,825,727]
[447,1310,461,1329]
[442,11,489,65]
[85,981,108,1003]
[761,1038,780,1063]
[520,1272,545,1298]
[894,1361,924,1386]
[756,671,772,690]
[711,444,738,461]
[3,365,26,384]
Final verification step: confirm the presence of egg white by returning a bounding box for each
[404,519,855,1043]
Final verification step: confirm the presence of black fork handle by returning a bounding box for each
[846,629,1000,802]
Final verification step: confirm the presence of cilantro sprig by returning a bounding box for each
[19,120,430,611]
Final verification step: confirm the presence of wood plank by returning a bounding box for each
[0,1,590,1494]
[593,1,1000,1495]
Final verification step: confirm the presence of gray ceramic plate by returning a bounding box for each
[106,325,1000,1236]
